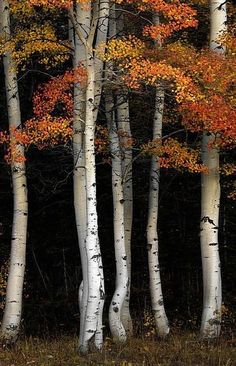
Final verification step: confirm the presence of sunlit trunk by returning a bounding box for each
[200,0,226,338]
[147,88,169,337]
[106,92,128,343]
[80,55,105,353]
[200,134,221,338]
[0,0,28,344]
[69,1,106,353]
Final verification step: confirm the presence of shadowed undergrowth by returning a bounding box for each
[1,331,236,366]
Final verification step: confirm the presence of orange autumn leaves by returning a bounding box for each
[33,68,87,118]
[10,0,90,10]
[0,68,86,162]
[1,0,235,176]
[115,0,198,41]
[142,138,207,173]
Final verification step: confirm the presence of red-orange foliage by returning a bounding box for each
[33,68,87,118]
[142,138,207,173]
[115,0,198,41]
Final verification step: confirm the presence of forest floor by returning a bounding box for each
[0,331,236,366]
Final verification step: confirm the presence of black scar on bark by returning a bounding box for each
[201,216,216,226]
[209,243,217,246]
[113,307,119,313]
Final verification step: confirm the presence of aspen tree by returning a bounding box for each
[0,0,28,344]
[69,0,109,353]
[146,13,169,338]
[115,7,133,336]
[72,1,90,348]
[200,0,226,339]
[106,91,128,343]
[105,4,129,342]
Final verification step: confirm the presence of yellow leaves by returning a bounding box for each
[27,0,90,9]
[15,24,70,68]
[9,0,35,15]
[142,138,207,173]
[220,164,236,176]
[101,36,145,65]
[0,22,70,69]
[22,116,73,149]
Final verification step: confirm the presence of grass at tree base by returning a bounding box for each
[1,330,236,366]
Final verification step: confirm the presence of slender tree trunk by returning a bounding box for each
[106,92,128,343]
[94,0,109,119]
[146,88,169,337]
[0,0,28,344]
[80,55,105,353]
[200,0,226,338]
[69,1,106,353]
[72,1,91,349]
[200,134,221,338]
[116,94,133,335]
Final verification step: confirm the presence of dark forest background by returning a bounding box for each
[0,3,236,338]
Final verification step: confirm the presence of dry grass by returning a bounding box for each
[0,331,236,366]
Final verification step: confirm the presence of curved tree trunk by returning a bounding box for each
[106,92,128,343]
[147,88,169,338]
[72,1,90,349]
[200,0,226,338]
[81,56,105,353]
[116,94,133,335]
[69,1,107,353]
[0,0,28,344]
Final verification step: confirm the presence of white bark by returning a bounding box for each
[200,134,221,338]
[116,95,133,335]
[94,0,110,120]
[200,0,226,339]
[81,55,105,353]
[69,2,106,353]
[72,2,90,349]
[0,0,28,344]
[106,92,128,343]
[146,12,169,338]
[147,88,169,338]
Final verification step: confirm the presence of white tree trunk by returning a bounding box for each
[200,134,221,338]
[80,53,105,354]
[72,2,90,349]
[147,88,169,338]
[116,95,133,335]
[94,0,109,120]
[106,92,128,343]
[0,0,28,344]
[70,2,106,353]
[200,0,226,338]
